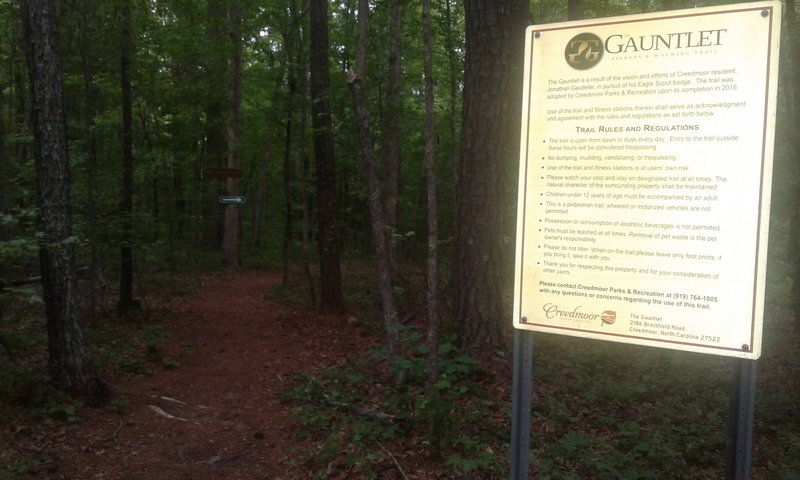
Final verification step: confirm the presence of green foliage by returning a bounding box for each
[161,357,180,370]
[0,449,39,480]
[531,337,724,478]
[279,311,800,478]
[92,324,145,374]
[0,367,83,422]
[142,325,169,356]
[94,322,178,375]
[110,396,129,415]
[280,330,501,478]
[0,207,40,280]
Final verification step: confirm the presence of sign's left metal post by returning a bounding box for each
[509,328,534,480]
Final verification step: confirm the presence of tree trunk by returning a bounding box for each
[782,0,800,324]
[301,128,317,307]
[222,0,242,269]
[203,0,228,250]
[382,0,404,238]
[567,0,583,20]
[310,0,344,313]
[118,0,137,311]
[281,89,294,284]
[422,0,441,460]
[443,0,460,218]
[20,0,108,405]
[348,0,402,358]
[79,0,100,319]
[280,0,303,285]
[457,0,529,352]
[252,144,270,248]
[0,112,7,246]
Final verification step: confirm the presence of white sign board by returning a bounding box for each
[513,2,781,358]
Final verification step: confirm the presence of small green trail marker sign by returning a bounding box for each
[218,196,246,205]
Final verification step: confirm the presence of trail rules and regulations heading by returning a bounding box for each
[512,2,781,359]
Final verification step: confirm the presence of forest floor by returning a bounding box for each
[3,269,436,480]
[3,267,800,479]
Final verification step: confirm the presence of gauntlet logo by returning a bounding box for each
[564,32,604,70]
[563,28,727,70]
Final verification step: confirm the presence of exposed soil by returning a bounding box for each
[11,270,380,479]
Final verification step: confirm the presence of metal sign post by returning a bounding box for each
[725,358,758,480]
[509,328,534,480]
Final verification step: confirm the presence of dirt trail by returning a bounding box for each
[39,270,368,479]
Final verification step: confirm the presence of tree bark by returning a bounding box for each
[382,0,404,237]
[203,0,229,250]
[118,0,137,311]
[782,0,800,324]
[20,0,108,405]
[310,0,344,313]
[0,108,7,248]
[222,0,242,269]
[422,0,441,460]
[567,0,583,20]
[443,0,460,177]
[79,0,101,318]
[348,0,402,358]
[457,0,529,352]
[280,0,303,285]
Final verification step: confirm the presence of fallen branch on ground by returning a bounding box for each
[377,442,409,480]
[148,404,190,422]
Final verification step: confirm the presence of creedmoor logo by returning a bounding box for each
[542,303,617,327]
[542,303,601,322]
[564,32,604,70]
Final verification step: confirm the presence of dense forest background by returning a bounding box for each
[1,0,799,389]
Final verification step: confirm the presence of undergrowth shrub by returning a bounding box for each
[0,449,39,480]
[280,328,503,478]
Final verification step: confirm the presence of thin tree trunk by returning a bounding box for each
[443,0,459,202]
[422,0,441,460]
[280,0,302,285]
[347,0,402,358]
[0,102,7,248]
[203,0,228,250]
[79,0,100,319]
[12,27,30,170]
[252,144,270,247]
[310,0,344,313]
[301,135,317,307]
[281,101,294,284]
[118,0,136,311]
[20,0,108,405]
[222,0,242,269]
[383,0,403,239]
[290,1,316,306]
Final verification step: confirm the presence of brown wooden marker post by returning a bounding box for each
[203,167,243,179]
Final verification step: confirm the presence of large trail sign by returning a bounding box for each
[512,2,781,359]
